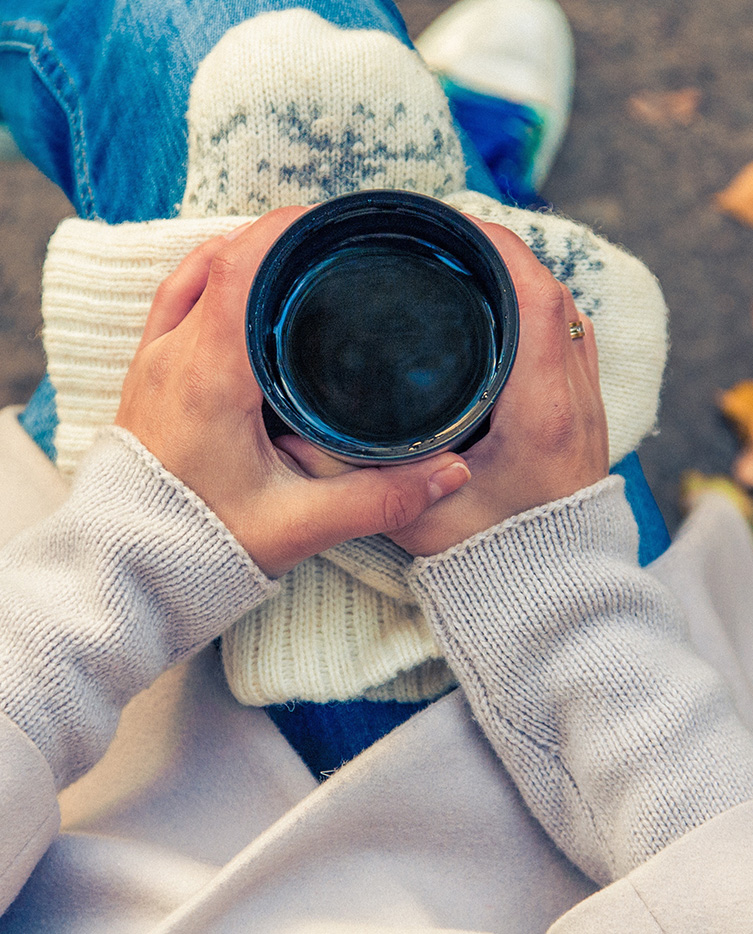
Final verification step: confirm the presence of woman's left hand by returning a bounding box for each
[115,207,471,577]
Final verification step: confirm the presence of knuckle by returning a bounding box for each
[559,281,577,311]
[381,485,415,532]
[176,358,212,419]
[531,273,566,319]
[153,276,180,308]
[208,249,243,290]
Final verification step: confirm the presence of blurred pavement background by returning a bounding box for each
[3,0,753,531]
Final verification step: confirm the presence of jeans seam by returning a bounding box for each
[0,19,96,217]
[0,18,46,35]
[0,18,47,55]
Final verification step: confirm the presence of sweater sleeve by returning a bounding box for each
[0,426,279,793]
[406,476,753,885]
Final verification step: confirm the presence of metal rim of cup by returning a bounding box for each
[246,190,519,464]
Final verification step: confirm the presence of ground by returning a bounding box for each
[2,0,753,530]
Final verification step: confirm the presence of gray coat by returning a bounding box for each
[0,404,752,933]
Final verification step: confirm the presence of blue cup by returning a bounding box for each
[246,190,518,463]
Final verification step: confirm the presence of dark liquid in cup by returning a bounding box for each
[274,235,498,447]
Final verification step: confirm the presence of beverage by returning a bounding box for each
[274,237,497,448]
[247,190,518,463]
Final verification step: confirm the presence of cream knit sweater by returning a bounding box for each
[40,9,668,707]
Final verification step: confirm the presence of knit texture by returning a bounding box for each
[0,427,278,789]
[42,216,249,477]
[180,11,466,216]
[408,476,753,883]
[222,539,456,705]
[40,8,668,707]
[446,190,667,464]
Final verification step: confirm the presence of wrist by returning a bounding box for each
[0,426,279,789]
[409,475,634,580]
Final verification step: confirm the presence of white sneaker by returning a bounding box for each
[415,0,575,187]
[0,123,22,161]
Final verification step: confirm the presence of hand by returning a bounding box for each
[115,207,471,577]
[276,219,609,557]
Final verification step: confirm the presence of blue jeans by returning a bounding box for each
[0,0,497,221]
[1,0,670,776]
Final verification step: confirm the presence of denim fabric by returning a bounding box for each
[3,0,670,777]
[0,0,499,221]
[0,0,415,220]
[610,451,671,567]
[441,77,544,207]
[267,696,432,780]
[16,373,56,461]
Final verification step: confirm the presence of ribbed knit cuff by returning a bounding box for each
[409,474,637,602]
[407,478,753,883]
[0,427,279,789]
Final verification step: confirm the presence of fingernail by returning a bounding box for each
[427,462,471,503]
[225,221,254,241]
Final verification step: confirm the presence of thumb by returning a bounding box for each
[313,454,471,541]
[266,453,471,575]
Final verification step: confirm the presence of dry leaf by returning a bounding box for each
[715,163,753,227]
[718,380,753,441]
[718,380,753,489]
[680,469,753,522]
[627,88,701,126]
[734,447,753,489]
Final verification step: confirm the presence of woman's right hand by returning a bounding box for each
[278,219,610,557]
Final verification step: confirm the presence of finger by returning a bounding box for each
[560,288,600,385]
[269,452,471,572]
[468,218,558,302]
[320,453,471,537]
[273,434,357,478]
[139,234,230,349]
[561,288,591,360]
[472,220,574,369]
[200,206,310,355]
[570,308,595,356]
[576,313,603,392]
[505,273,571,400]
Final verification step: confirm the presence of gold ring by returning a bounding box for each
[569,320,586,340]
